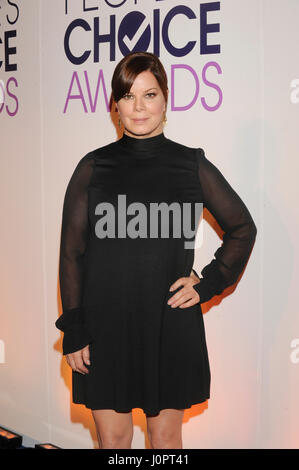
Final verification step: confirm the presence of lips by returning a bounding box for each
[132,118,148,122]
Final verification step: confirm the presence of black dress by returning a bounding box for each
[55,131,257,416]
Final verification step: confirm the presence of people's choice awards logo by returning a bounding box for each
[63,1,222,114]
[0,1,19,116]
[0,80,5,104]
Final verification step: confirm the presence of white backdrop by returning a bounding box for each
[0,0,298,449]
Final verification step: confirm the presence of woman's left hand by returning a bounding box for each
[168,274,201,308]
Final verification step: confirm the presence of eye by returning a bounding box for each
[122,92,157,100]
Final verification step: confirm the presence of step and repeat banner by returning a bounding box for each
[0,0,298,449]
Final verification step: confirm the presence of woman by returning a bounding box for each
[55,51,257,449]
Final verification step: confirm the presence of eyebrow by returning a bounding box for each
[127,88,158,93]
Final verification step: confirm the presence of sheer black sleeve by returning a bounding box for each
[55,153,95,355]
[192,148,257,304]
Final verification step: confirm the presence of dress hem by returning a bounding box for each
[72,395,210,415]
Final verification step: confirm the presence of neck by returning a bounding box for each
[117,130,167,158]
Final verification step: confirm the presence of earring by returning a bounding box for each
[162,113,167,125]
[118,118,122,128]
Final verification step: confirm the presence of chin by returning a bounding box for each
[126,123,161,137]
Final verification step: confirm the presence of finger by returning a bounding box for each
[67,355,76,371]
[179,297,199,308]
[169,292,192,308]
[167,288,186,306]
[169,277,188,292]
[74,355,90,374]
[82,345,91,366]
[172,284,201,307]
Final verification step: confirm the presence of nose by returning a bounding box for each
[133,96,145,111]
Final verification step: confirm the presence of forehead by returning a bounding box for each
[130,70,159,90]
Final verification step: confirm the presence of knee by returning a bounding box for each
[100,429,133,449]
[148,428,181,449]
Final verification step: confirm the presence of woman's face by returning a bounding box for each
[116,70,167,139]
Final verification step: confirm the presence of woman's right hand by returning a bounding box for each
[65,344,90,374]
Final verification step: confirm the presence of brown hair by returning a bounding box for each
[111,52,168,105]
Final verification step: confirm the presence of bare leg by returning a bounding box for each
[146,409,184,449]
[91,409,134,449]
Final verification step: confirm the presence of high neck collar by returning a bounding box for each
[117,131,167,158]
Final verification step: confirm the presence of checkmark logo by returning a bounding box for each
[119,11,151,54]
[122,18,149,50]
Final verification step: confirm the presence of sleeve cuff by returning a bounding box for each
[192,262,226,304]
[192,280,213,304]
[55,307,83,331]
[61,324,93,355]
[55,307,93,355]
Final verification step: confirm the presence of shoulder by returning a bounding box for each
[87,139,120,159]
[165,136,204,154]
[71,140,116,168]
[164,136,206,164]
[71,140,117,173]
